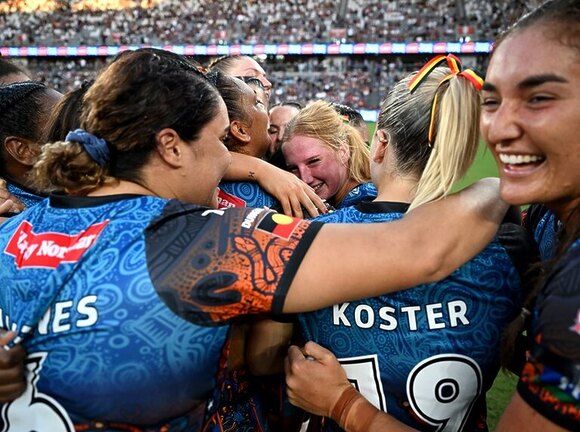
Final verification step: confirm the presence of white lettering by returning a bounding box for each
[378,306,398,330]
[77,295,98,327]
[37,308,51,335]
[330,301,471,333]
[448,300,469,327]
[241,208,263,229]
[333,303,351,326]
[401,306,421,331]
[426,303,445,329]
[53,301,73,333]
[354,305,374,329]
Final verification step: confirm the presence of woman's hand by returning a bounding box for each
[223,153,328,218]
[0,179,25,215]
[285,341,351,417]
[255,163,328,218]
[0,331,27,403]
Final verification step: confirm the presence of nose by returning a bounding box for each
[481,100,523,149]
[261,77,273,94]
[276,127,285,143]
[297,166,313,184]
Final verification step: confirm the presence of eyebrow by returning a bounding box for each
[483,74,568,92]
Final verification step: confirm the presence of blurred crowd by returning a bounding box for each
[1,0,510,109]
[18,55,448,110]
[0,0,529,46]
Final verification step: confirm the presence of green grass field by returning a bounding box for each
[365,123,516,430]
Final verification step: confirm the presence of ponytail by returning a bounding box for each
[409,76,481,210]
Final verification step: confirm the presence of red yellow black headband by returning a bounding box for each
[407,54,483,93]
[408,54,484,146]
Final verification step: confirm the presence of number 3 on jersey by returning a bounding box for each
[339,353,482,432]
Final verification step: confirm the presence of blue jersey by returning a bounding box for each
[6,181,45,209]
[0,194,321,431]
[218,181,278,210]
[307,201,536,432]
[337,182,377,209]
[518,239,580,430]
[524,204,561,261]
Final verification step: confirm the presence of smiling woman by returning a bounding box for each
[282,101,376,208]
[480,26,580,221]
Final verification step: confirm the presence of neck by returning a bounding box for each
[333,178,360,206]
[546,196,580,226]
[88,179,161,198]
[373,172,418,204]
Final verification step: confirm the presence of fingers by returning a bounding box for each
[0,331,17,349]
[0,200,14,216]
[302,188,327,217]
[0,333,26,403]
[288,194,304,219]
[302,341,335,361]
[0,179,25,214]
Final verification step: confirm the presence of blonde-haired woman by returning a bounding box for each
[282,101,376,209]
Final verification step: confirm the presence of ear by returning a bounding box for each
[371,129,389,163]
[4,137,40,167]
[155,128,184,168]
[230,120,251,144]
[338,141,350,164]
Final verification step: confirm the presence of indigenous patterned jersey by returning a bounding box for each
[518,239,580,430]
[6,181,45,209]
[523,204,561,261]
[0,194,321,431]
[217,181,278,210]
[336,183,377,209]
[307,201,536,432]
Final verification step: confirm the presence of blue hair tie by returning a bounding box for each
[65,129,110,167]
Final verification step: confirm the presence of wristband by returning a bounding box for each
[331,386,360,427]
[331,385,381,432]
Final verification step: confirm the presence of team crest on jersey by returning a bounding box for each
[217,189,247,209]
[570,310,580,336]
[257,213,300,239]
[4,220,109,269]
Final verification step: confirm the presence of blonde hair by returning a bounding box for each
[377,66,481,211]
[284,100,371,185]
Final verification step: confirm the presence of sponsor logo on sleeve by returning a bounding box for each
[257,213,301,239]
[4,220,109,269]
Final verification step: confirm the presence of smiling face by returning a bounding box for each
[480,26,580,218]
[283,135,350,201]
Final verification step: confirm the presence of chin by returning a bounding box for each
[499,183,543,207]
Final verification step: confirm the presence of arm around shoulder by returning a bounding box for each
[283,178,507,313]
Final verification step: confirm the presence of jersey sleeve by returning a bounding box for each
[145,201,323,326]
[517,245,580,429]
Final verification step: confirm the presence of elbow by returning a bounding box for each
[419,246,457,283]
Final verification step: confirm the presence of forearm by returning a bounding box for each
[340,388,415,432]
[284,178,507,312]
[246,320,294,375]
[402,177,508,279]
[223,152,262,182]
